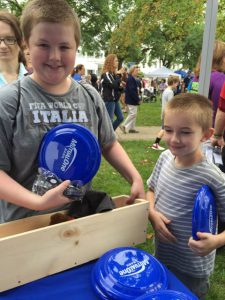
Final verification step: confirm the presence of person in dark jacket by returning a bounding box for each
[120,65,140,134]
[100,54,124,131]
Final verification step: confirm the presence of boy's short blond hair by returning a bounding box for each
[21,0,80,47]
[167,75,179,86]
[165,93,213,132]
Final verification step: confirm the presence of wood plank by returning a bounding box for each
[0,196,149,291]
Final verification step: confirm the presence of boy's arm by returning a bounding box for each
[0,170,70,211]
[147,189,177,243]
[211,108,225,147]
[102,140,145,203]
[188,231,225,256]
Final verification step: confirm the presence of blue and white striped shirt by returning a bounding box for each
[147,149,225,277]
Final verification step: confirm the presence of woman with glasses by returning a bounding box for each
[0,11,27,88]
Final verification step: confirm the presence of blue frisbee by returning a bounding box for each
[136,290,197,300]
[192,185,217,240]
[38,124,101,185]
[91,247,168,299]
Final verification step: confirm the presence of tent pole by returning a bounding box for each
[198,0,218,97]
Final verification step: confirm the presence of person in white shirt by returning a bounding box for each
[151,75,179,150]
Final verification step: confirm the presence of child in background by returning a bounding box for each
[0,0,144,223]
[151,75,179,150]
[147,93,225,299]
[159,79,167,100]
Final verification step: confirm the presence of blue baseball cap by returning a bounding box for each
[38,123,101,185]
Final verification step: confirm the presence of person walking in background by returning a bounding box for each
[159,79,167,100]
[183,70,193,92]
[117,66,128,112]
[0,0,145,223]
[0,11,27,87]
[71,63,85,81]
[120,65,141,134]
[147,94,225,299]
[151,75,179,150]
[100,54,124,131]
[90,73,99,91]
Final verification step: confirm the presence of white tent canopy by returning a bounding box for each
[147,66,181,79]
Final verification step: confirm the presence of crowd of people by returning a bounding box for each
[0,1,225,299]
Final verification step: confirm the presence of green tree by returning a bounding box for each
[217,0,225,41]
[109,0,205,68]
[68,0,136,55]
[0,0,24,16]
[1,0,224,68]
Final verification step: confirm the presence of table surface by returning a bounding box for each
[0,260,198,299]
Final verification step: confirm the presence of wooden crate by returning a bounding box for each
[0,195,148,292]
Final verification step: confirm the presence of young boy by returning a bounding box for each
[151,75,179,150]
[0,0,144,223]
[147,93,225,299]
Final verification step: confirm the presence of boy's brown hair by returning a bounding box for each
[20,0,80,47]
[167,75,179,86]
[165,93,213,131]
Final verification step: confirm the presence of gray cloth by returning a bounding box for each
[147,149,225,278]
[0,76,116,223]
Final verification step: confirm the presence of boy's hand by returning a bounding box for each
[37,180,71,210]
[126,179,145,204]
[149,210,177,243]
[188,232,217,256]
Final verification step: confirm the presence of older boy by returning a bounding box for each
[0,0,144,223]
[147,93,225,299]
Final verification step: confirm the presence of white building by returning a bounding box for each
[75,50,105,76]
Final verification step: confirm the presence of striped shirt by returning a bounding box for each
[147,149,225,277]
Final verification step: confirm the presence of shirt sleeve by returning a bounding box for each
[146,151,167,190]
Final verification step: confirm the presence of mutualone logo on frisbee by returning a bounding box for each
[92,247,168,299]
[192,185,217,241]
[38,123,101,185]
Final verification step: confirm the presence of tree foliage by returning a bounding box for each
[0,0,25,16]
[67,0,136,55]
[217,0,225,41]
[0,0,224,69]
[109,0,206,68]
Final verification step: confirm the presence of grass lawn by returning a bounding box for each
[92,99,225,300]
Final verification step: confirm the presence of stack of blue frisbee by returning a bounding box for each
[91,247,168,299]
[136,290,196,300]
[38,123,101,186]
[192,185,217,240]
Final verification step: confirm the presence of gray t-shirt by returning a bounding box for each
[0,76,115,222]
[147,149,225,278]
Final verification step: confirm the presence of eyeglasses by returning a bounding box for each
[0,37,17,45]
